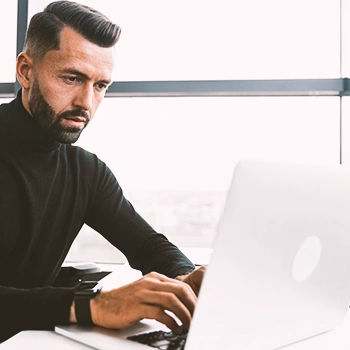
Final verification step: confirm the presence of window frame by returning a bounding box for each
[1,0,347,256]
[1,0,347,167]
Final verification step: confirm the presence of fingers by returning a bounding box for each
[135,272,197,329]
[140,274,197,314]
[140,289,192,330]
[138,304,183,333]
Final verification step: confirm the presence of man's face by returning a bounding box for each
[24,27,115,144]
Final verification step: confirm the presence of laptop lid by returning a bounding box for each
[186,160,350,349]
[56,160,350,350]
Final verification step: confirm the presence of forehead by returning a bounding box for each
[40,27,115,78]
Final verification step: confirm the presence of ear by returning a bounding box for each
[16,52,34,89]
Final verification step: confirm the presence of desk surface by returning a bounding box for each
[1,262,350,350]
[2,309,350,350]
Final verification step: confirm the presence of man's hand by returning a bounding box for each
[88,272,197,333]
[175,265,207,296]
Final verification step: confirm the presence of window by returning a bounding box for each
[40,0,339,80]
[0,2,17,83]
[341,97,350,164]
[74,96,339,255]
[3,0,348,263]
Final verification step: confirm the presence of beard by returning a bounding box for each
[28,77,90,144]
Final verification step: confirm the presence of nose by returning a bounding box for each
[73,84,94,111]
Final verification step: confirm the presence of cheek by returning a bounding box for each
[34,79,64,109]
[45,93,67,114]
[46,87,76,114]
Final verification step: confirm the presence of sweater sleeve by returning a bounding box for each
[0,286,74,342]
[85,161,195,278]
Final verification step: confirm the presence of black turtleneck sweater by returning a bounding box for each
[0,91,195,342]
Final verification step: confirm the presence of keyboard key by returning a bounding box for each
[127,330,188,350]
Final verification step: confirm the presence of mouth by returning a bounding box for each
[62,116,87,129]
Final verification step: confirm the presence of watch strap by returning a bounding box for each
[74,281,102,325]
[74,294,94,324]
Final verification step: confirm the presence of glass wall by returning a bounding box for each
[74,97,339,253]
[39,0,339,81]
[2,0,347,263]
[0,2,18,83]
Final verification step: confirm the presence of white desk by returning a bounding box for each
[0,331,94,350]
[2,312,350,350]
[1,262,350,350]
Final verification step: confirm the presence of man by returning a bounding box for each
[0,1,205,342]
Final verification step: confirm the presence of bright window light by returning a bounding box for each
[0,2,17,83]
[39,0,339,80]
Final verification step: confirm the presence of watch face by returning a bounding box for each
[75,281,102,296]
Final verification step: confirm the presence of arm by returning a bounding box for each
[0,286,74,342]
[81,161,206,332]
[70,271,197,333]
[85,161,195,278]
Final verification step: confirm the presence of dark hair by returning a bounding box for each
[23,1,121,60]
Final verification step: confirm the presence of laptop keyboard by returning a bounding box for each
[127,329,188,350]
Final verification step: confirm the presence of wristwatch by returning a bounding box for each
[74,281,102,324]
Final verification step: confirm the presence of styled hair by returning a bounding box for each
[23,1,121,60]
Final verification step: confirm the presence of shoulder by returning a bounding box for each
[62,144,116,183]
[63,145,123,199]
[62,144,108,169]
[0,101,14,139]
[0,100,9,114]
[0,99,13,123]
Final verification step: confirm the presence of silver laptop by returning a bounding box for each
[55,160,350,350]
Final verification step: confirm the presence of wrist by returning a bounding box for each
[74,281,102,325]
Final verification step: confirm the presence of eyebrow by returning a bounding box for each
[61,68,112,85]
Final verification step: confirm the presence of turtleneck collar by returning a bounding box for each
[5,89,61,151]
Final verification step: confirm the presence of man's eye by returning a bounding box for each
[64,76,79,83]
[96,83,108,91]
